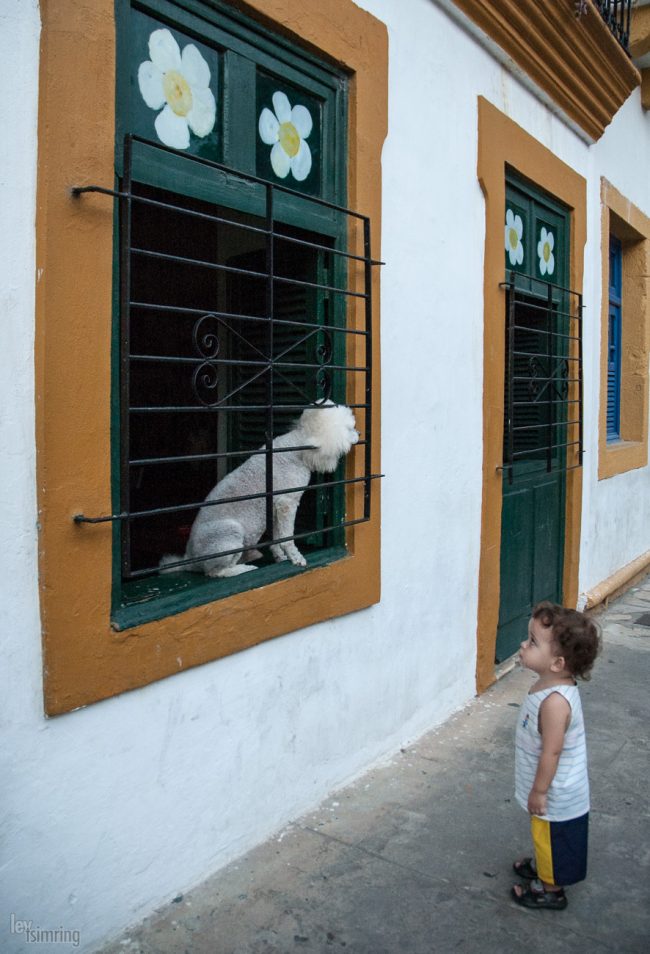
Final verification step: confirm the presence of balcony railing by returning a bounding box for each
[590,1,633,53]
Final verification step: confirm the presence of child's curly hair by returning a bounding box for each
[532,602,601,680]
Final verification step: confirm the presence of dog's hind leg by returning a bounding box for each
[194,519,259,578]
[271,495,306,567]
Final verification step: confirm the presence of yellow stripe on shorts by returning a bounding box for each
[531,816,555,885]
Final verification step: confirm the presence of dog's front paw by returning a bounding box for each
[271,539,305,567]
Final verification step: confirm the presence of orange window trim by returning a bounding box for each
[476,97,586,693]
[36,0,387,715]
[598,178,650,479]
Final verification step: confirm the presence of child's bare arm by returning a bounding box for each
[528,693,571,816]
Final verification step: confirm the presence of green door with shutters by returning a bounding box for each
[496,177,571,662]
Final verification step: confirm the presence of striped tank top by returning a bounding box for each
[515,683,589,822]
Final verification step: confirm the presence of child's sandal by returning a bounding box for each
[511,879,567,910]
[512,857,537,880]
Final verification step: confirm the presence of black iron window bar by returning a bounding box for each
[72,135,382,580]
[500,270,584,485]
[593,1,633,54]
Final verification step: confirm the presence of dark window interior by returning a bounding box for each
[504,293,569,471]
[126,182,337,575]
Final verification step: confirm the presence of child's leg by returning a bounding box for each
[531,813,589,890]
[511,813,588,909]
[530,816,564,892]
[512,857,537,879]
[513,813,539,879]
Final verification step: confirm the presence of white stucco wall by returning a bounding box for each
[2,1,649,951]
[0,0,43,812]
[580,91,650,590]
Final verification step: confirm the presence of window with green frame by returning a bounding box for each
[111,0,370,628]
[502,175,583,479]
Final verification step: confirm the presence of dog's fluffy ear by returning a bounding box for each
[298,403,358,473]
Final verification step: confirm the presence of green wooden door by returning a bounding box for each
[496,178,570,662]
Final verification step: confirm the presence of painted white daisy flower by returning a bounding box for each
[537,227,555,276]
[258,91,313,182]
[137,28,216,150]
[505,208,524,267]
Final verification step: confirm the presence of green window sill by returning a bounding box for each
[112,545,348,630]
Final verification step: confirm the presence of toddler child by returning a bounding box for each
[511,601,600,910]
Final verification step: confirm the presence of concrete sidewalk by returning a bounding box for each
[99,583,650,954]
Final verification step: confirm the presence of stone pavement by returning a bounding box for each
[99,582,650,954]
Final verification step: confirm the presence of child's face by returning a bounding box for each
[519,617,563,676]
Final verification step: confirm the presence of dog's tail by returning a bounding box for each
[158,553,187,574]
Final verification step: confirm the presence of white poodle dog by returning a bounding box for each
[161,403,358,577]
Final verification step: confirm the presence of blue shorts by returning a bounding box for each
[531,812,589,886]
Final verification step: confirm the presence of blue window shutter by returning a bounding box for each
[607,237,622,440]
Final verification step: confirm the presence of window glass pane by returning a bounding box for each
[505,201,527,272]
[256,73,322,196]
[607,236,622,439]
[504,297,568,471]
[126,8,220,161]
[535,218,557,280]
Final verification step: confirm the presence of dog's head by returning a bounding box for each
[298,403,359,473]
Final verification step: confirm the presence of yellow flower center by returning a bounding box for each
[279,121,301,158]
[543,242,551,263]
[508,227,519,251]
[163,70,193,117]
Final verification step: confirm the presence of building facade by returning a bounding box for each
[2,0,649,949]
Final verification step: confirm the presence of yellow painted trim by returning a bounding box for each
[630,4,650,59]
[641,69,650,111]
[476,98,586,694]
[598,179,650,480]
[583,550,650,610]
[452,0,639,141]
[36,0,387,715]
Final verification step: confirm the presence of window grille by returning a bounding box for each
[73,135,381,581]
[592,1,633,54]
[501,270,584,484]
